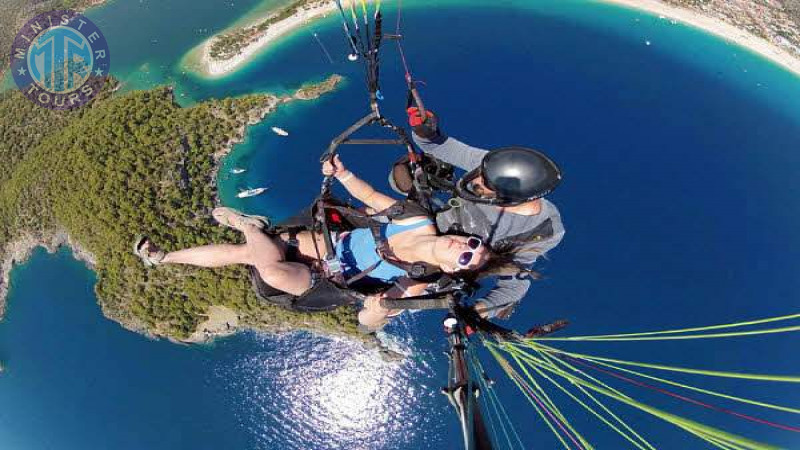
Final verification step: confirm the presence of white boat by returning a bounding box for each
[271,126,289,136]
[237,187,268,198]
[231,168,246,174]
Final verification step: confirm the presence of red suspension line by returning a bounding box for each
[511,371,586,450]
[565,357,800,434]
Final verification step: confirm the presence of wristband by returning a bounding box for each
[337,171,354,183]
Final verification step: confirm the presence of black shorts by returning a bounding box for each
[249,266,360,312]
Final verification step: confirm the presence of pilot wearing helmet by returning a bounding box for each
[399,107,566,319]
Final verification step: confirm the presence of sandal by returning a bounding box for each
[134,236,165,267]
[212,207,270,231]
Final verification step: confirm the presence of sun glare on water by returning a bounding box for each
[218,322,446,449]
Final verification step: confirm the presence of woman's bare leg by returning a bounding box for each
[241,224,312,296]
[159,224,313,296]
[161,223,284,267]
[162,243,251,267]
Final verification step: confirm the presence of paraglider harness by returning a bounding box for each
[249,197,475,312]
[249,4,471,312]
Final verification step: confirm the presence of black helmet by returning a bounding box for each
[455,147,562,206]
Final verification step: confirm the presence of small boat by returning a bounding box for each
[237,187,268,198]
[271,126,289,136]
[231,168,246,174]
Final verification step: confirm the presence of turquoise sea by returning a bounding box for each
[2,1,799,448]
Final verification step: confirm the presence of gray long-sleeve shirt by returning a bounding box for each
[414,134,565,317]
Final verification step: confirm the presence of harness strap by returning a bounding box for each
[366,222,438,280]
[325,202,406,224]
[313,192,443,287]
[284,228,300,262]
[344,259,382,286]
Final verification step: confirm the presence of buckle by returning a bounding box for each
[324,257,342,275]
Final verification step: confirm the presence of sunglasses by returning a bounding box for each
[457,237,484,268]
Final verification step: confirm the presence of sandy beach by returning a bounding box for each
[197,0,340,77]
[601,0,800,77]
[192,0,376,78]
[191,0,800,80]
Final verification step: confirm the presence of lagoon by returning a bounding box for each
[2,1,800,448]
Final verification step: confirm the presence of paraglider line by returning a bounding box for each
[512,368,586,450]
[565,357,800,433]
[395,0,413,82]
[312,32,335,64]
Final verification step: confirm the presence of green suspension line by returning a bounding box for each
[518,342,800,383]
[532,313,800,342]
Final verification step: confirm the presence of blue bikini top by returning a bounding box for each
[335,218,434,283]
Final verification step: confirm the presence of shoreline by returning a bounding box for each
[0,230,97,321]
[189,74,386,347]
[198,0,340,78]
[209,75,343,199]
[190,0,800,81]
[190,0,374,78]
[599,0,800,78]
[0,76,350,347]
[192,74,345,345]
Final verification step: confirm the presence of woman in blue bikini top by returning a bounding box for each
[135,155,491,332]
[322,155,491,328]
[335,217,435,285]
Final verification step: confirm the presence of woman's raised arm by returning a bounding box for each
[322,154,398,212]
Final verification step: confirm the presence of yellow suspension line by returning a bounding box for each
[522,355,779,449]
[677,424,743,450]
[492,342,784,449]
[487,346,573,450]
[677,418,768,450]
[532,347,658,450]
[529,342,800,415]
[503,346,655,450]
[348,0,358,25]
[699,432,751,450]
[501,342,634,402]
[532,313,800,341]
[507,350,593,449]
[497,343,778,449]
[530,325,800,342]
[518,342,800,383]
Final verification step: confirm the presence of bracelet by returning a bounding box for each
[337,172,354,183]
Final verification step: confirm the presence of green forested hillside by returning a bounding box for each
[0,75,358,339]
